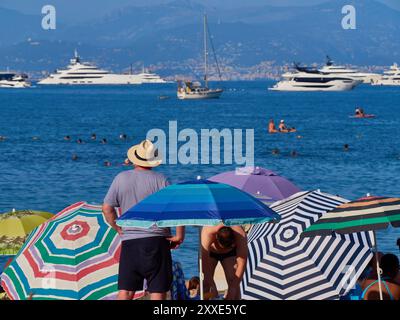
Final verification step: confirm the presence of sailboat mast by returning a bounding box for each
[204,13,208,88]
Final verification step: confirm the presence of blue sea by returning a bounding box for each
[0,81,400,276]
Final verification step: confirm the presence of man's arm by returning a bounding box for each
[167,226,186,249]
[102,203,122,235]
[232,225,248,282]
[201,227,219,300]
[225,226,248,299]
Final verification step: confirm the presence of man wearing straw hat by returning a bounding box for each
[102,139,185,300]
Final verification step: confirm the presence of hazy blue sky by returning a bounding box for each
[1,0,399,23]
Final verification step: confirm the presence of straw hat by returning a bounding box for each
[127,140,162,168]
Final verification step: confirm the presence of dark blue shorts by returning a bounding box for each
[118,237,172,293]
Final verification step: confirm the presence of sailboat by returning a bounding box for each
[177,14,223,100]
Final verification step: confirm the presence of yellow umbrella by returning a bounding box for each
[0,210,53,255]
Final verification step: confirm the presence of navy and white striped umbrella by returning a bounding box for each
[241,191,374,300]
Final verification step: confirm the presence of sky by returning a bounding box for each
[1,0,399,23]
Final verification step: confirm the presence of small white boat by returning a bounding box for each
[371,63,400,86]
[135,68,168,84]
[177,14,223,100]
[0,72,31,88]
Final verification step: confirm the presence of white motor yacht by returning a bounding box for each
[270,64,361,92]
[371,63,400,86]
[319,56,381,84]
[0,72,31,88]
[38,51,142,85]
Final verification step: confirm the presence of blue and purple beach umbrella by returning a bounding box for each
[209,166,301,205]
[116,179,280,228]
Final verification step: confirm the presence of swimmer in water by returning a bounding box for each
[290,150,298,157]
[91,133,97,140]
[279,120,288,131]
[101,138,107,144]
[355,107,366,118]
[268,119,278,134]
[0,136,5,141]
[64,135,71,141]
[123,158,131,166]
[119,134,127,140]
[278,120,296,133]
[344,144,349,152]
[77,138,83,144]
[104,161,112,167]
[272,148,280,155]
[72,154,78,161]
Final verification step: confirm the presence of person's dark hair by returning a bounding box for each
[216,227,235,249]
[381,253,400,279]
[188,277,200,291]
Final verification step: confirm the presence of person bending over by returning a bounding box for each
[201,225,248,300]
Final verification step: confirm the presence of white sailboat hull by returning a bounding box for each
[177,88,223,100]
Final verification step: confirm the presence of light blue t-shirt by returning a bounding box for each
[104,169,171,241]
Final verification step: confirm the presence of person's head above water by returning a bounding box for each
[216,226,235,249]
[381,253,400,279]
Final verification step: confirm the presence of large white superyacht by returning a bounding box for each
[39,51,144,85]
[371,63,400,86]
[270,64,361,92]
[319,57,381,84]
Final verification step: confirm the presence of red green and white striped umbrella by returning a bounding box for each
[303,196,400,236]
[0,202,143,300]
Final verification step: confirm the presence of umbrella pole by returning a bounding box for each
[373,231,383,301]
[199,227,204,300]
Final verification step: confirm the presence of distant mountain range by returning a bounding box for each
[1,0,399,75]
